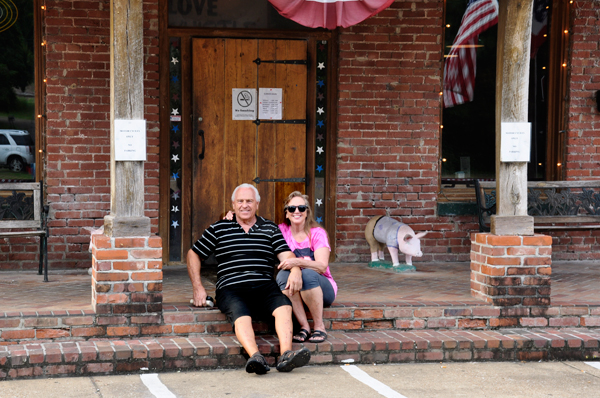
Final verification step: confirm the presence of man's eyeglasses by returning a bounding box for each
[285,205,307,213]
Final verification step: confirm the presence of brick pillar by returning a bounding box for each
[91,235,163,316]
[470,233,552,306]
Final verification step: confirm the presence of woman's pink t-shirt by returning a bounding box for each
[278,223,337,297]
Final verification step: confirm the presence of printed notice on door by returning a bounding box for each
[258,88,282,120]
[115,119,146,161]
[500,122,531,162]
[232,89,257,120]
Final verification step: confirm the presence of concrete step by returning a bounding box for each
[2,328,600,380]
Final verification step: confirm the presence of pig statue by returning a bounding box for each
[365,216,428,268]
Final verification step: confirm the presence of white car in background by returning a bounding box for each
[0,130,35,173]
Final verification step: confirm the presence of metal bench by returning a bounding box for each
[474,180,600,232]
[0,181,49,281]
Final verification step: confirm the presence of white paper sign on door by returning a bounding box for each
[114,119,147,161]
[258,88,282,120]
[500,122,531,162]
[232,89,257,120]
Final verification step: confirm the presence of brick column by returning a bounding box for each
[470,233,552,306]
[91,235,163,316]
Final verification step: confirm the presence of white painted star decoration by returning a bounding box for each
[316,147,324,154]
[317,107,324,115]
[317,62,325,70]
[171,108,179,116]
[315,198,323,206]
[172,206,179,213]
[171,154,179,162]
[171,57,179,65]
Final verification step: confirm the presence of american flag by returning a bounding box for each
[443,0,499,108]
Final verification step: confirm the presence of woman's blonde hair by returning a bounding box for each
[283,191,326,248]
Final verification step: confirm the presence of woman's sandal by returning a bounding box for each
[292,328,310,343]
[308,330,327,343]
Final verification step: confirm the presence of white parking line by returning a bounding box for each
[140,373,177,398]
[341,365,408,398]
[585,362,600,370]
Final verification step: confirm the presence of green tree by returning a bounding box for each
[0,0,34,111]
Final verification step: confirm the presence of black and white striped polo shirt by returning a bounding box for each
[191,216,291,290]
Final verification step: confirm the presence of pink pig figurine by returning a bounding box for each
[365,216,428,266]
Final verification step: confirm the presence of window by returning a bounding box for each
[0,0,37,181]
[441,0,568,182]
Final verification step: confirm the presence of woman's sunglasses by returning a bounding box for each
[285,205,307,213]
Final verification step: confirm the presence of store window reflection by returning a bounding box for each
[0,0,36,181]
[442,0,555,181]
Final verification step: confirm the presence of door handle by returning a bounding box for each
[198,130,205,160]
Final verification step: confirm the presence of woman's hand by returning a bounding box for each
[223,211,234,220]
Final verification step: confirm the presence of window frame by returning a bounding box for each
[545,0,570,181]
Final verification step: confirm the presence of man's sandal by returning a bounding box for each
[292,328,310,343]
[245,352,270,375]
[308,330,327,343]
[276,347,311,372]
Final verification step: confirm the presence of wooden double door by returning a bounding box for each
[192,38,308,237]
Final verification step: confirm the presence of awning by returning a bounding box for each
[268,0,395,30]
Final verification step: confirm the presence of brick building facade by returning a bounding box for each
[2,0,599,271]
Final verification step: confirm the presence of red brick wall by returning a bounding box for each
[566,0,600,178]
[41,0,160,269]
[335,0,458,263]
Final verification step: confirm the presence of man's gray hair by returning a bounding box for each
[231,183,261,203]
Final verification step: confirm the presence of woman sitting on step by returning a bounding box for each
[275,191,337,343]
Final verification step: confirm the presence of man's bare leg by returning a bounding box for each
[234,315,259,356]
[236,315,271,374]
[272,304,310,372]
[272,305,293,353]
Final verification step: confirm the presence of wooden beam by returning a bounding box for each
[104,0,151,237]
[492,0,535,236]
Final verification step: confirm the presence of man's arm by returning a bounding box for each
[187,224,218,306]
[277,250,295,262]
[187,249,208,306]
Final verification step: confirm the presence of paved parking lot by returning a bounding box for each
[2,361,600,398]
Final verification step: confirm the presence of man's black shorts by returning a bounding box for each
[215,279,291,325]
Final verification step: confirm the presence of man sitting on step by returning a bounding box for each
[187,183,311,374]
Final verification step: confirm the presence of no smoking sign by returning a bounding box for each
[232,89,256,120]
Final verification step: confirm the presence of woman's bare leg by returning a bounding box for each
[282,289,311,334]
[299,287,325,333]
